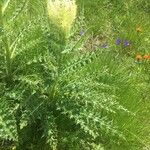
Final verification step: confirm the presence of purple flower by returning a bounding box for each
[124,40,130,46]
[102,43,109,49]
[79,30,84,36]
[116,38,121,45]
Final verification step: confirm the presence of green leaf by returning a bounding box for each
[0,98,18,141]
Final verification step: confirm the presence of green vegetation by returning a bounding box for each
[0,0,149,150]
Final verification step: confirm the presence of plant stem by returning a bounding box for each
[0,2,12,81]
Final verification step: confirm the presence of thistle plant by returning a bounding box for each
[0,0,148,150]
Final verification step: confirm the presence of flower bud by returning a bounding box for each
[47,0,77,37]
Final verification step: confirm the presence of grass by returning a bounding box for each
[76,0,150,149]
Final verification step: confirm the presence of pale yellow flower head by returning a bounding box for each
[47,0,77,37]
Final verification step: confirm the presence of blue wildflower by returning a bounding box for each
[124,40,130,46]
[116,38,121,45]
